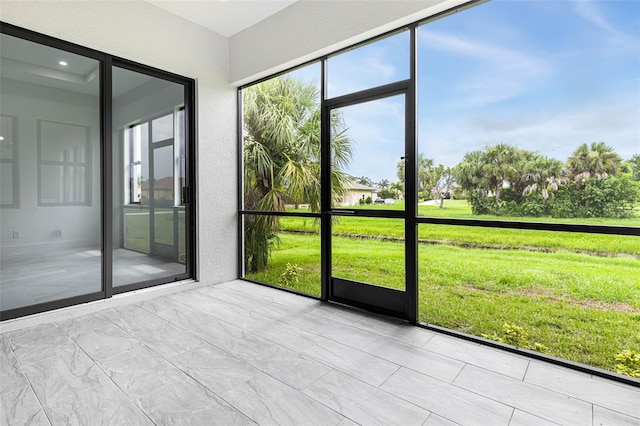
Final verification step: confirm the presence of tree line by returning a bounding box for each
[450,142,638,218]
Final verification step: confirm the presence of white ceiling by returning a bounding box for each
[146,0,299,38]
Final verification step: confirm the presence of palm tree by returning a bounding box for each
[390,181,404,199]
[481,143,522,209]
[521,156,568,199]
[454,150,486,197]
[567,142,622,184]
[397,153,435,195]
[377,179,390,189]
[243,76,352,272]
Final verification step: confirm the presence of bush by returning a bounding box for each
[614,350,640,378]
[468,191,494,215]
[379,188,396,199]
[359,198,365,205]
[278,263,302,287]
[549,177,639,219]
[481,323,549,353]
[365,196,372,204]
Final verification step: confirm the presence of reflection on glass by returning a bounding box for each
[0,33,101,311]
[331,95,405,210]
[112,67,186,287]
[152,114,173,143]
[417,224,640,376]
[243,214,321,296]
[328,30,410,98]
[417,1,640,225]
[331,217,405,290]
[38,121,90,205]
[0,163,13,204]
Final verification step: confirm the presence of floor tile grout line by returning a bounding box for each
[452,363,597,425]
[301,368,433,424]
[4,334,54,426]
[55,318,158,425]
[130,291,419,424]
[375,364,402,389]
[521,362,640,414]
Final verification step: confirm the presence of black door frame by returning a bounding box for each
[320,27,418,321]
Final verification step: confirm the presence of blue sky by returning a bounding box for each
[287,0,639,184]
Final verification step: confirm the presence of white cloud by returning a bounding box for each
[418,89,640,167]
[420,30,553,110]
[574,0,640,51]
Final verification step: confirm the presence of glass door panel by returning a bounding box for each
[112,66,187,288]
[328,92,409,317]
[331,95,406,210]
[0,34,101,312]
[331,217,405,290]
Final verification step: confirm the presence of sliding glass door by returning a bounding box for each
[0,24,195,320]
[112,66,190,289]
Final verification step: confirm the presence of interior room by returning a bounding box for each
[1,0,638,424]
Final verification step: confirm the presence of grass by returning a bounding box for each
[247,201,640,375]
[123,206,187,261]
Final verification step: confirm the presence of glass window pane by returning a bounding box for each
[39,121,87,162]
[0,33,101,311]
[243,214,321,297]
[417,2,640,227]
[152,114,173,143]
[331,95,405,210]
[328,30,410,98]
[152,145,174,206]
[112,66,186,288]
[242,62,321,213]
[418,224,640,377]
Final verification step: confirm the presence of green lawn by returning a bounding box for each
[247,201,640,375]
[123,206,187,261]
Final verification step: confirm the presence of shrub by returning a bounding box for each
[365,196,372,204]
[468,191,494,215]
[278,263,302,287]
[359,198,365,205]
[614,350,640,378]
[481,323,549,353]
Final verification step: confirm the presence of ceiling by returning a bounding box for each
[146,0,299,38]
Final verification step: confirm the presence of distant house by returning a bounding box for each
[340,181,378,206]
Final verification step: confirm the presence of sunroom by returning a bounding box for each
[1,0,638,424]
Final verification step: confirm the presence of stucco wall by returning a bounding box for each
[0,0,237,284]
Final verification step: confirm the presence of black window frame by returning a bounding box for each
[237,0,640,387]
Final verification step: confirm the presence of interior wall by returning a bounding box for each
[0,79,101,255]
[229,0,469,85]
[0,0,237,283]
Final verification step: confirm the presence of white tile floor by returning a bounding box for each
[1,280,639,425]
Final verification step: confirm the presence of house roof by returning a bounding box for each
[345,181,377,191]
[142,176,183,190]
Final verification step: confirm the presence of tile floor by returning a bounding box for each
[1,280,639,425]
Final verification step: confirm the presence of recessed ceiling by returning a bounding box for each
[146,0,299,38]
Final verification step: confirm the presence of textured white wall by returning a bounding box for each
[229,0,469,85]
[0,1,238,284]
